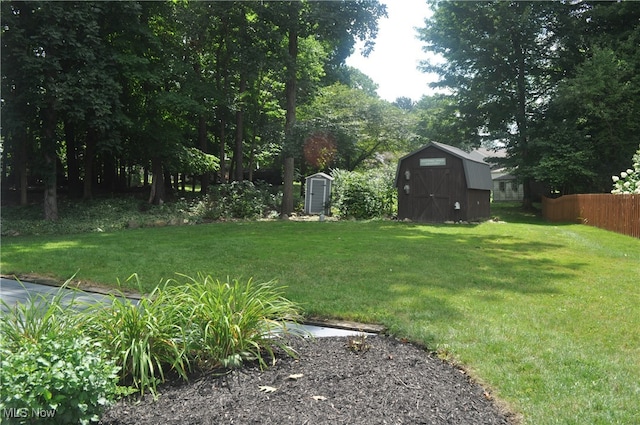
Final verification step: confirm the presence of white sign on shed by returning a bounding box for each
[304,172,333,215]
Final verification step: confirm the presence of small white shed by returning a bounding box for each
[304,172,333,215]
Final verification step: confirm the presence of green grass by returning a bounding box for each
[2,203,639,424]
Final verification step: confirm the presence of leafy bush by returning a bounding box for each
[198,181,281,220]
[0,285,125,425]
[331,166,397,219]
[0,337,122,425]
[612,145,640,194]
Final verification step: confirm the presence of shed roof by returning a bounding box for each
[397,142,493,191]
[305,172,333,181]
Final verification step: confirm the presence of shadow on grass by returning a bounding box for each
[2,215,590,340]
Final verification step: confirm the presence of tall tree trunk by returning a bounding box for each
[234,74,246,182]
[164,169,173,199]
[148,156,165,205]
[103,153,117,194]
[64,121,81,198]
[282,7,299,218]
[118,160,127,191]
[215,15,230,185]
[248,131,256,182]
[17,129,28,206]
[218,118,227,183]
[198,114,210,193]
[83,128,96,200]
[513,36,533,210]
[42,106,58,221]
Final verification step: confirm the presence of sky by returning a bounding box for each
[345,0,438,103]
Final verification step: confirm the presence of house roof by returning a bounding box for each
[491,168,517,181]
[396,142,493,191]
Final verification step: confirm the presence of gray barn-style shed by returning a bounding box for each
[395,142,492,222]
[304,172,333,215]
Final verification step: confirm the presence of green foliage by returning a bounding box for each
[81,282,189,396]
[0,285,125,425]
[79,274,303,396]
[171,146,220,175]
[419,1,640,195]
[165,275,303,370]
[0,197,203,236]
[533,47,640,193]
[198,181,281,220]
[413,95,478,150]
[1,0,387,212]
[295,83,415,170]
[0,288,74,349]
[612,145,640,194]
[331,166,396,219]
[0,338,123,425]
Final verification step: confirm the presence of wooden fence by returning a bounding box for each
[542,194,640,238]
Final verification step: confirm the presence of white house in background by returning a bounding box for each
[470,147,524,202]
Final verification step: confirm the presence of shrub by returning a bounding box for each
[0,285,125,425]
[611,145,640,194]
[1,275,303,402]
[0,337,122,425]
[198,181,281,220]
[331,166,397,219]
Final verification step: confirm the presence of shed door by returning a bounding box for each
[411,168,450,221]
[308,178,328,214]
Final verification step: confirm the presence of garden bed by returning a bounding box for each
[99,335,516,425]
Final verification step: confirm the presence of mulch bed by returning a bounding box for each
[99,335,517,425]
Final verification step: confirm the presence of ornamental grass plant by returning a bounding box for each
[1,274,304,411]
[80,281,190,396]
[79,274,303,396]
[165,274,303,370]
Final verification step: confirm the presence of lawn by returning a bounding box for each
[1,204,639,424]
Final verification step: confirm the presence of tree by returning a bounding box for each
[527,3,640,194]
[333,66,379,96]
[296,83,414,171]
[392,97,415,112]
[1,1,133,217]
[1,0,386,218]
[412,94,476,149]
[272,0,387,217]
[419,1,576,207]
[529,47,640,194]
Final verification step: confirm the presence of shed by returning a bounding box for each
[492,169,524,202]
[395,142,492,222]
[304,172,333,215]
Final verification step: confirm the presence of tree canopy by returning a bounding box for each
[418,0,640,202]
[1,0,386,218]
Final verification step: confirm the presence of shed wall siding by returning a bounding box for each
[396,143,491,222]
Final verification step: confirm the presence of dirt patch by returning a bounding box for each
[99,335,517,425]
